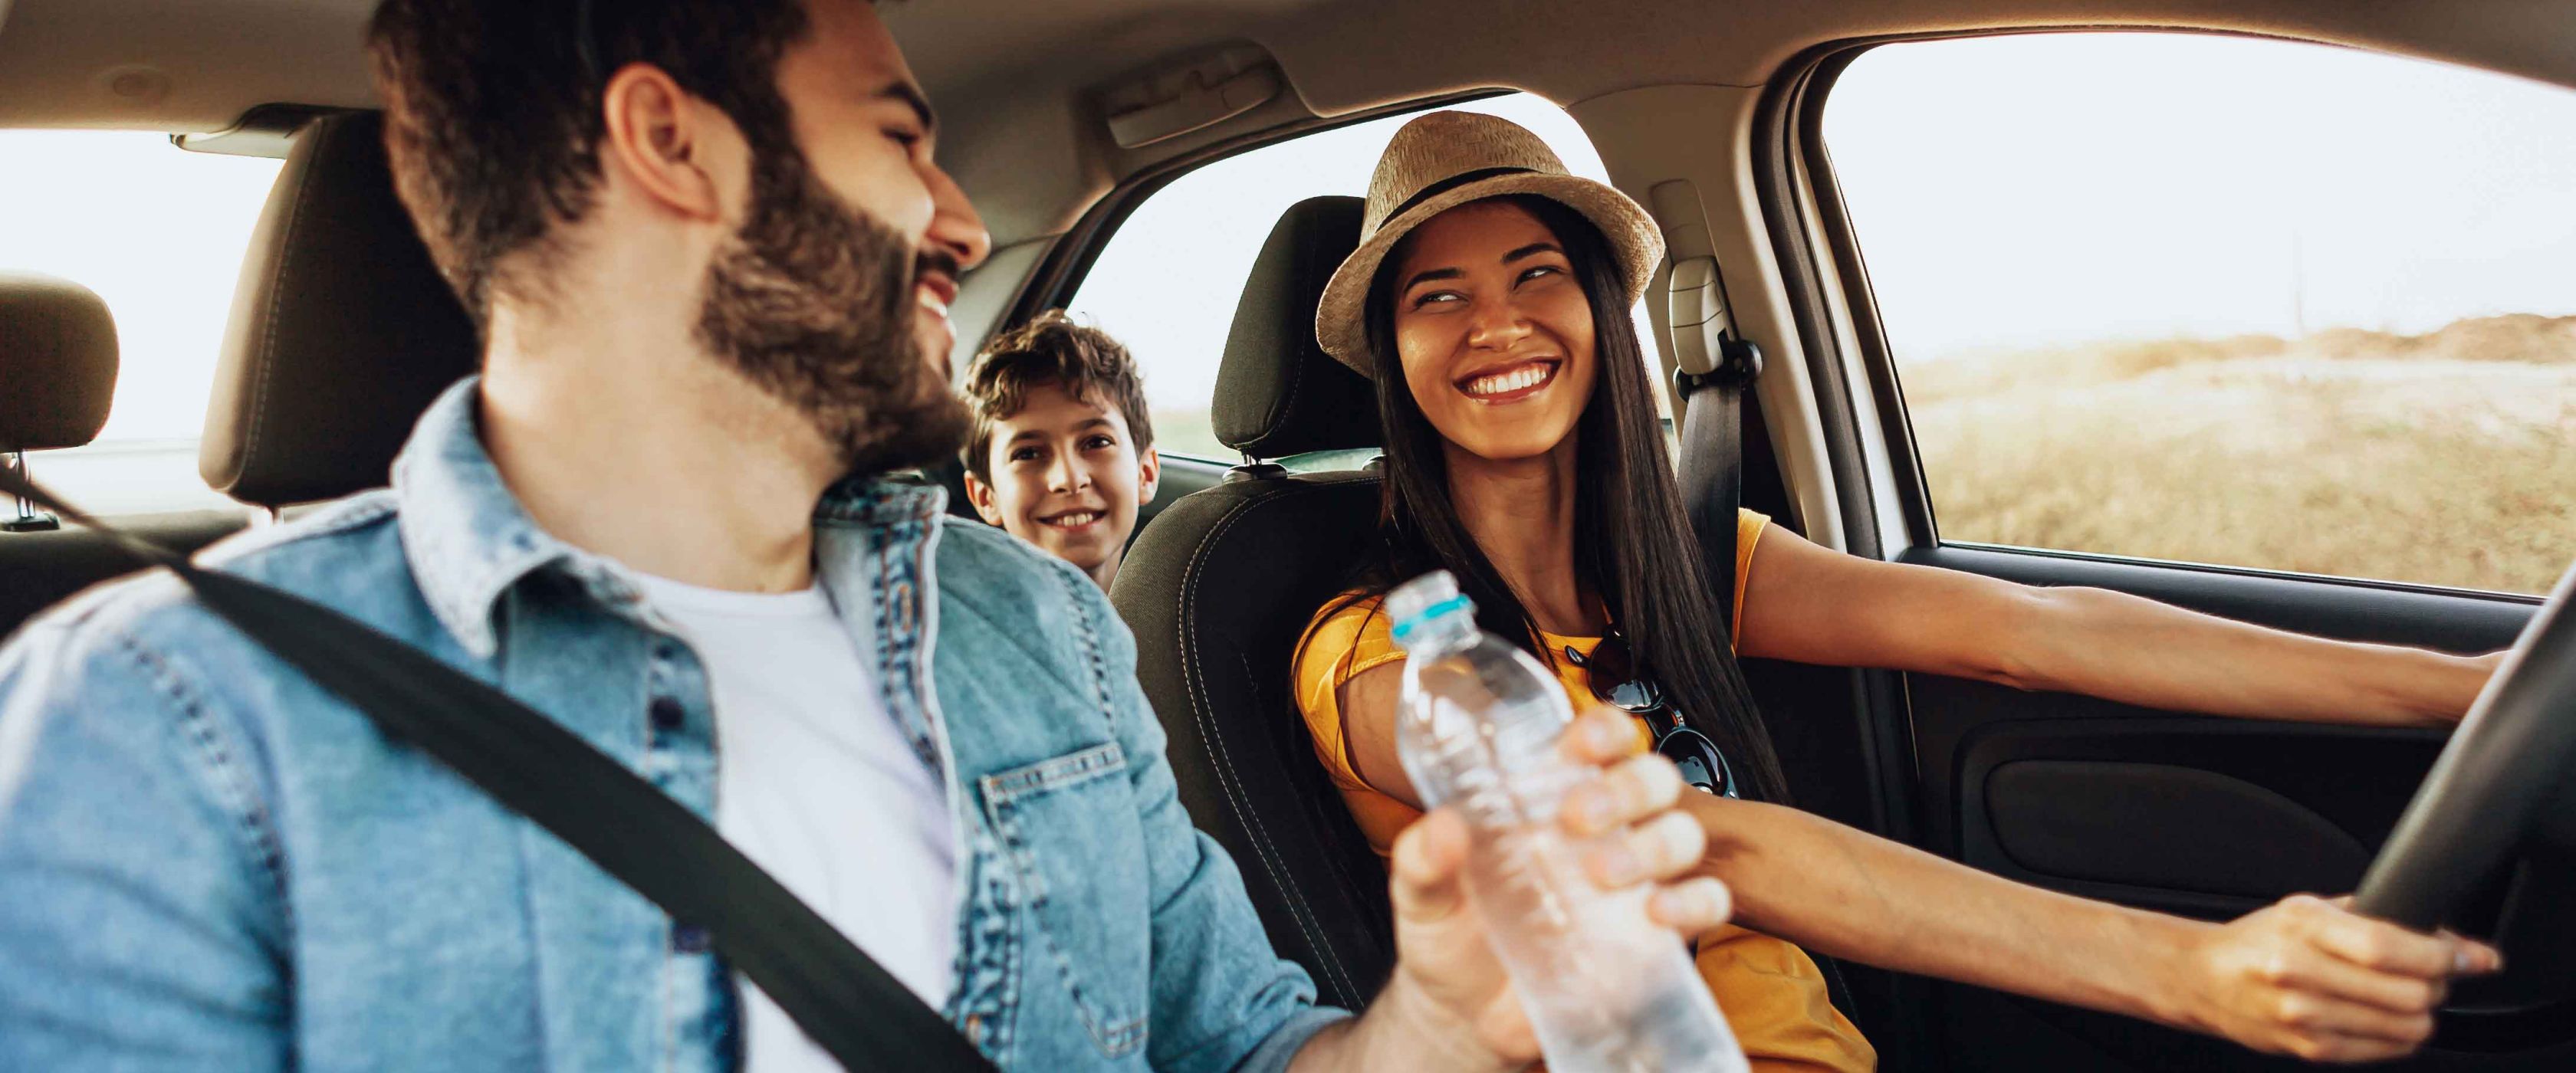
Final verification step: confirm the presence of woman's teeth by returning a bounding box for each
[1044,511,1101,528]
[1464,363,1552,398]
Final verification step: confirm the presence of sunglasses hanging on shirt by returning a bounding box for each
[1562,631,1740,799]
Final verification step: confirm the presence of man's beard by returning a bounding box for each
[694,141,969,476]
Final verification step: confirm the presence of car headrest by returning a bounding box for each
[1211,195,1381,459]
[0,273,119,453]
[202,111,480,508]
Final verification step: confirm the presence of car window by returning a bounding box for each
[1066,93,1663,461]
[1,132,283,517]
[1826,33,2576,595]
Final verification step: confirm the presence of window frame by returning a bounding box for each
[0,130,291,518]
[1786,28,2559,605]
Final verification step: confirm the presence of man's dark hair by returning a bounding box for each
[365,0,815,324]
[961,310,1157,483]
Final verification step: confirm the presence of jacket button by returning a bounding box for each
[649,696,685,733]
[964,1013,984,1045]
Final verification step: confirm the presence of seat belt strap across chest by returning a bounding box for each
[0,468,1000,1073]
[1662,239,1872,1025]
[1674,344,1763,626]
[1665,253,1766,631]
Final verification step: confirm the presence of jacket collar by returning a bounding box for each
[391,376,951,659]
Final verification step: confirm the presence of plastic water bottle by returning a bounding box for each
[1385,570,1749,1073]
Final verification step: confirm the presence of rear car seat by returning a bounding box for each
[0,274,243,632]
[2,112,478,638]
[1107,195,1405,1009]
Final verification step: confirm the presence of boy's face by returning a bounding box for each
[966,382,1162,585]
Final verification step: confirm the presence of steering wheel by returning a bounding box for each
[2353,561,2576,1049]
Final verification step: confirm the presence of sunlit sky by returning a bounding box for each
[1826,34,2576,360]
[5,31,2572,455]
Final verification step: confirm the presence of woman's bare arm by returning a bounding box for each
[1339,662,1421,806]
[1332,663,2496,1062]
[1736,525,2498,726]
[1684,793,2492,1063]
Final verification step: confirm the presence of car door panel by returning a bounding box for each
[1976,754,2371,903]
[1891,544,2562,1070]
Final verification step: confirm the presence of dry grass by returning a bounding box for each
[1905,315,2576,595]
[1142,315,2576,594]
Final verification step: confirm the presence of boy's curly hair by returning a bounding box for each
[961,310,1155,481]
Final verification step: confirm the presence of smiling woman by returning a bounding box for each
[1289,103,2512,1073]
[1286,110,1875,1071]
[1382,199,1599,463]
[1065,92,1661,461]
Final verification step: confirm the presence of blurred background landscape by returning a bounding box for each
[1907,314,2576,594]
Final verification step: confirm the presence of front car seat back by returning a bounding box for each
[0,272,117,458]
[0,272,151,630]
[202,111,481,509]
[1111,195,1403,1009]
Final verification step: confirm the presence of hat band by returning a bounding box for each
[1380,166,1539,227]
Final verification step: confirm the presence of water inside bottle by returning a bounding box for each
[1386,570,1750,1073]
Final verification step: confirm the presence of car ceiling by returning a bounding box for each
[3,0,2574,248]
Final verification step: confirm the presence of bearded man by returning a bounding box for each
[0,2,1730,1070]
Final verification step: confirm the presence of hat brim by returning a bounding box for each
[1313,172,1665,375]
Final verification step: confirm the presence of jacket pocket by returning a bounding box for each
[978,741,1149,1057]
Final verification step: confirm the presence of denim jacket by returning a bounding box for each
[0,379,1343,1071]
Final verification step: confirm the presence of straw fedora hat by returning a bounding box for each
[1313,110,1666,373]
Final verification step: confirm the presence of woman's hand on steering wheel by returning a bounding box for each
[2173,893,2501,1063]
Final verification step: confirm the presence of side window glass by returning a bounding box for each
[1066,93,1660,461]
[1,133,283,516]
[1827,34,2576,594]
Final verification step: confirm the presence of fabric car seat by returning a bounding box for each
[1106,195,1407,1009]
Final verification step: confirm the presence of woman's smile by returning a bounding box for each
[1456,357,1561,403]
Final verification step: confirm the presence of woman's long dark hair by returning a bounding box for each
[1343,193,1792,804]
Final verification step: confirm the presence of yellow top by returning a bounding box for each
[1292,509,1877,1072]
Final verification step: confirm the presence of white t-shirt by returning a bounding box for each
[634,573,957,1073]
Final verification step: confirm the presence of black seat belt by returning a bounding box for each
[0,469,997,1073]
[1664,241,1766,631]
[1674,340,1763,627]
[1661,248,1867,1022]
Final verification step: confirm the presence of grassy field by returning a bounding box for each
[1150,406,1230,462]
[1138,313,2576,595]
[1904,314,2576,595]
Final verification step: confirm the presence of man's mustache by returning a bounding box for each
[913,248,962,287]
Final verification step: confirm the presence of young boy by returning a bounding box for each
[961,310,1161,589]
